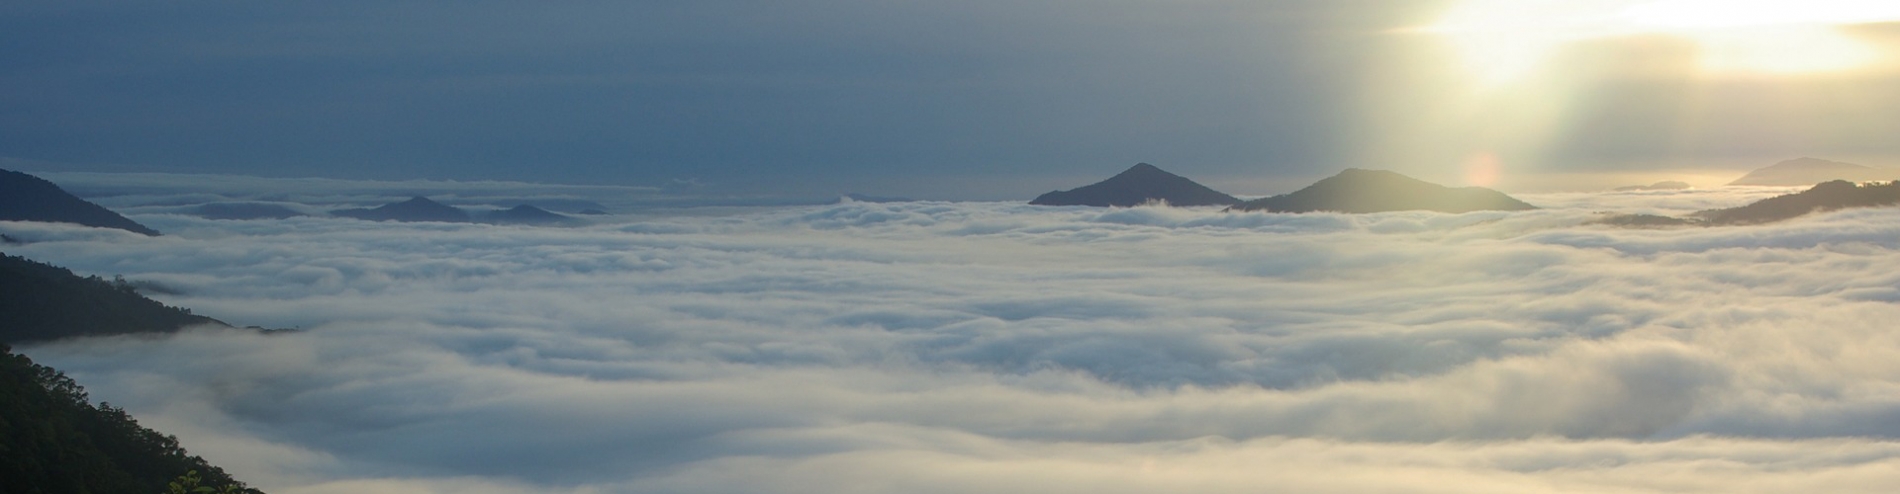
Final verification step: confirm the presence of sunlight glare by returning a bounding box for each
[1622,0,1900,30]
[1691,26,1879,74]
[1426,0,1900,84]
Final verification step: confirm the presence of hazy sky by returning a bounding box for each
[6,1,1900,198]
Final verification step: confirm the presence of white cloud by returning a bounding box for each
[11,177,1900,492]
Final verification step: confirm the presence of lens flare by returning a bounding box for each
[1464,152,1502,187]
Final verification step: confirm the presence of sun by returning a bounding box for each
[1423,0,1900,84]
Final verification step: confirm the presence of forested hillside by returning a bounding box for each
[1,344,260,493]
[0,253,226,344]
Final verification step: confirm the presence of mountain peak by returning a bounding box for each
[332,196,471,223]
[1123,162,1163,173]
[1106,163,1175,181]
[1031,163,1239,207]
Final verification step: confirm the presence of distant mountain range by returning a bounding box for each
[1228,168,1537,214]
[1031,163,1240,207]
[332,197,578,225]
[1729,158,1900,186]
[0,168,160,236]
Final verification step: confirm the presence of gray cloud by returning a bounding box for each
[11,176,1900,491]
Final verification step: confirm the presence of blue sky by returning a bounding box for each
[5,1,1899,199]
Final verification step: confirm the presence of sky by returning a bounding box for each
[6,1,1900,199]
[10,177,1900,492]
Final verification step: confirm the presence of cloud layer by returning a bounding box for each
[10,179,1900,492]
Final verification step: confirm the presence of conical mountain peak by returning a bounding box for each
[1031,163,1239,207]
[332,196,471,223]
[1121,162,1164,174]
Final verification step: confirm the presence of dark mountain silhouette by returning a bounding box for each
[194,202,306,220]
[332,196,471,223]
[1614,181,1691,191]
[2,343,262,493]
[1228,168,1537,213]
[0,253,227,344]
[0,168,160,236]
[483,204,575,225]
[1700,180,1900,225]
[1728,158,1900,186]
[1031,163,1240,207]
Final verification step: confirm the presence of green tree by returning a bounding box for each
[166,470,242,494]
[0,344,263,493]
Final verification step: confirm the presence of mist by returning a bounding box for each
[5,176,1899,493]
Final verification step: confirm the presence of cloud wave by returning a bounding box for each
[11,179,1900,492]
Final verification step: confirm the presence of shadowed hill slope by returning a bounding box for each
[1228,168,1536,214]
[1593,180,1900,227]
[1701,180,1900,225]
[0,253,226,344]
[0,168,160,236]
[1031,163,1240,207]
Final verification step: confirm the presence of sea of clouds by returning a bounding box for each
[8,176,1900,493]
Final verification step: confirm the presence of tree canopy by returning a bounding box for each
[0,344,261,494]
[0,253,226,344]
